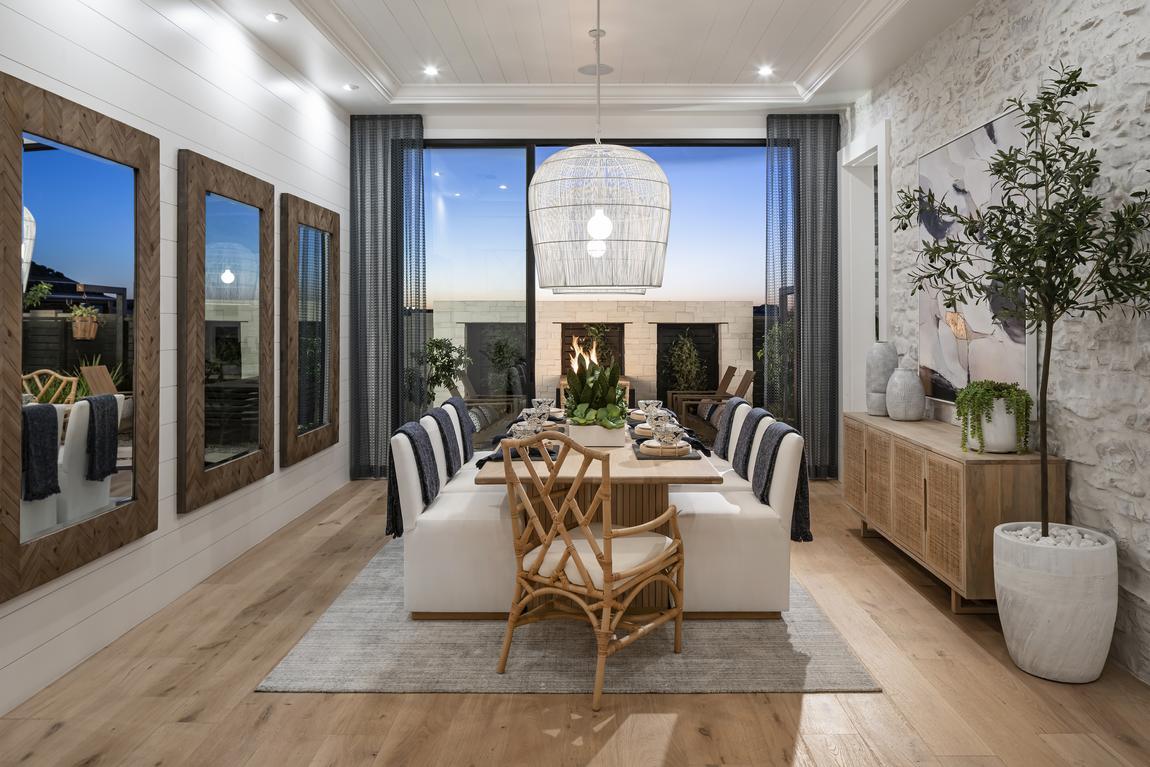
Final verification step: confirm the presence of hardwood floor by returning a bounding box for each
[2,480,1149,766]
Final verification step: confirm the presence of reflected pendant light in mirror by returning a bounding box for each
[527,0,670,295]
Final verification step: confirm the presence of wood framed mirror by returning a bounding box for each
[279,194,340,467]
[1,73,160,602]
[177,150,273,514]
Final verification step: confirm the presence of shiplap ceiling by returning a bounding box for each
[223,0,978,109]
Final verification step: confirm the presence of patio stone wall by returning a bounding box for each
[430,300,756,403]
[536,300,755,401]
[852,0,1150,681]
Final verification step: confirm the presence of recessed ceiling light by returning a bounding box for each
[265,12,287,23]
[342,83,359,91]
[757,65,774,78]
[452,192,461,197]
[423,65,440,77]
[432,171,441,177]
[498,184,508,190]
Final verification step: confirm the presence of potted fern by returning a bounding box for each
[894,65,1150,682]
[564,352,627,447]
[955,380,1032,454]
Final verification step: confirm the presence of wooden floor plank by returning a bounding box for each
[0,479,1147,767]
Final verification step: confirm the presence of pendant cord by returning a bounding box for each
[594,0,601,144]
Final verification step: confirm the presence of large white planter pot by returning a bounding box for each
[993,522,1118,683]
[967,399,1021,453]
[566,424,627,447]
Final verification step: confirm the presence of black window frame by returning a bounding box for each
[422,138,768,394]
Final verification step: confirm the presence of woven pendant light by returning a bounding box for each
[528,0,670,295]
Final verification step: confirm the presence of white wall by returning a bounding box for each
[0,0,351,714]
[852,0,1150,682]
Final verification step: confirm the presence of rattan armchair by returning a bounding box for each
[496,430,685,710]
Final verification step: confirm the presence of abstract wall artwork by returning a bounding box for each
[916,110,1035,401]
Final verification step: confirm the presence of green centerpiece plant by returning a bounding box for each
[565,352,626,430]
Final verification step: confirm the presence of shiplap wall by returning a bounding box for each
[0,0,351,714]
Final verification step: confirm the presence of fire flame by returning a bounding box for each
[569,335,598,373]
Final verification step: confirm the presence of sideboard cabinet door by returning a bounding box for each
[925,453,965,587]
[842,418,866,514]
[864,428,892,533]
[891,438,926,559]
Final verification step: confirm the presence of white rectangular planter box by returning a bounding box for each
[565,424,628,447]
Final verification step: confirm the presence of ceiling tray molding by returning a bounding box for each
[794,0,910,99]
[292,0,400,101]
[391,82,805,107]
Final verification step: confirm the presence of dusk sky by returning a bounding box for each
[22,134,136,298]
[425,145,767,306]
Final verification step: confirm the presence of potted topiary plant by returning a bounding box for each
[955,380,1032,454]
[894,65,1150,682]
[69,303,100,340]
[663,330,705,393]
[420,337,471,405]
[564,350,627,446]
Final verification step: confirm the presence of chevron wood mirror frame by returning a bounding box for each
[279,194,340,468]
[0,73,160,603]
[177,150,274,514]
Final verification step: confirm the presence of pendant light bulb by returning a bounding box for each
[586,208,613,240]
[220,268,236,285]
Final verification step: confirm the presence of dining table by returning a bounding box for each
[473,425,722,610]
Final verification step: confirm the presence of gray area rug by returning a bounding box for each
[258,540,879,694]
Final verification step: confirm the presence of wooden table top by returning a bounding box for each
[844,411,1065,465]
[473,440,723,486]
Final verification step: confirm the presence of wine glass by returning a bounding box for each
[654,422,684,447]
[638,399,663,426]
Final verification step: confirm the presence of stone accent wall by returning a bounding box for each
[429,299,756,402]
[852,0,1150,680]
[535,300,755,401]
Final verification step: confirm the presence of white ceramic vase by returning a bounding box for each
[865,342,898,416]
[967,399,1020,453]
[885,368,925,421]
[993,522,1118,683]
[565,424,627,447]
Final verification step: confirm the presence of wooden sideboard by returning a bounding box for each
[842,412,1066,613]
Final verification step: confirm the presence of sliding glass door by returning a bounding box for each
[534,144,766,409]
[424,147,529,449]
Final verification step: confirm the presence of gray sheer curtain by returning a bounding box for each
[765,114,840,478]
[350,115,426,479]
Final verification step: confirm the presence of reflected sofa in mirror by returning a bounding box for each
[177,150,274,514]
[1,72,159,603]
[280,194,340,467]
